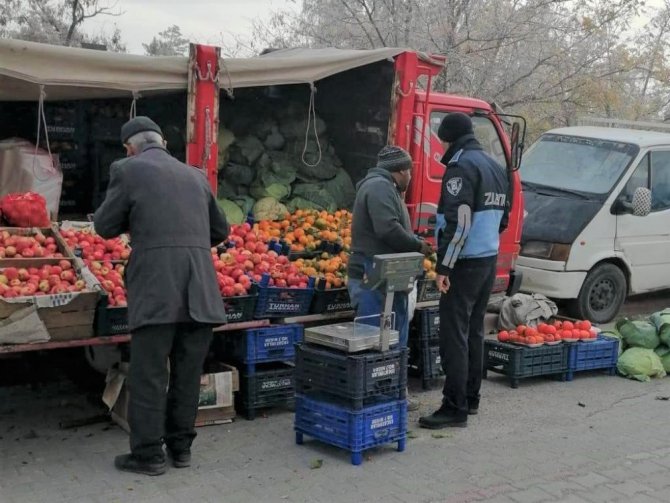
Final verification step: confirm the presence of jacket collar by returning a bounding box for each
[440,133,482,165]
[139,143,169,155]
[357,167,400,192]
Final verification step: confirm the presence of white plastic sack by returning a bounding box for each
[408,280,418,322]
[0,138,63,220]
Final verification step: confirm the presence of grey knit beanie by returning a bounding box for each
[121,116,163,144]
[376,145,412,172]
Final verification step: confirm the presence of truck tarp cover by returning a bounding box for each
[0,39,441,101]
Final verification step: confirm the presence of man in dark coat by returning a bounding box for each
[94,116,229,475]
[347,145,433,349]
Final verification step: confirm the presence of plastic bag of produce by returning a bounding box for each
[650,309,670,346]
[616,318,660,350]
[253,197,288,221]
[217,198,245,225]
[617,347,666,382]
[323,168,356,210]
[0,192,51,227]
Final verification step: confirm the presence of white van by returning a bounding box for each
[516,120,670,323]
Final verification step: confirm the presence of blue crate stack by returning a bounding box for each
[225,324,304,420]
[293,339,409,465]
[409,306,443,389]
[565,335,619,381]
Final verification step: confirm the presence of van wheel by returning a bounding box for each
[572,264,626,323]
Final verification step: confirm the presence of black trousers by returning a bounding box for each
[439,256,497,418]
[128,322,213,460]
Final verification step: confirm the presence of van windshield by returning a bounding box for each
[520,134,639,195]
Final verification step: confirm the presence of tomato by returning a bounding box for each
[563,321,574,331]
[516,325,527,335]
[498,330,510,342]
[582,320,592,330]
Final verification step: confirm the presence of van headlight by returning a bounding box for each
[521,241,571,261]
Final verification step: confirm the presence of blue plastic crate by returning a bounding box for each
[254,274,315,318]
[565,335,619,381]
[228,324,304,368]
[294,394,407,465]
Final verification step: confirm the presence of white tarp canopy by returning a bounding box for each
[0,39,443,101]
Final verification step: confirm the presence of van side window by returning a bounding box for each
[651,151,670,211]
[622,155,649,203]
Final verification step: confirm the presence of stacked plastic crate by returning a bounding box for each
[409,306,443,389]
[294,341,409,465]
[223,324,303,420]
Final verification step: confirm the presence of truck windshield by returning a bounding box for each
[520,134,638,195]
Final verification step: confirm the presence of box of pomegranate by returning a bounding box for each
[0,257,101,343]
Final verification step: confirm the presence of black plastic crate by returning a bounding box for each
[94,295,129,336]
[411,306,440,341]
[417,277,440,302]
[484,340,568,388]
[295,344,407,409]
[254,274,315,318]
[237,363,295,420]
[408,340,443,390]
[222,290,258,324]
[310,286,352,314]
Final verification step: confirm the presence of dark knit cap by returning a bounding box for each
[120,116,163,144]
[376,145,412,172]
[437,112,473,142]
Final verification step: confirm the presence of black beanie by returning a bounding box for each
[376,145,412,172]
[437,112,473,142]
[121,116,163,144]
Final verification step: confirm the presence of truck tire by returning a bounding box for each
[572,263,626,323]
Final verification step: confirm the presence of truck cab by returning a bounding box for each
[517,122,670,322]
[404,91,524,297]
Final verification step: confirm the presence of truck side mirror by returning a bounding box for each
[510,122,523,171]
[632,187,652,217]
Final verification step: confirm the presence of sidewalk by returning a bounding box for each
[1,367,669,503]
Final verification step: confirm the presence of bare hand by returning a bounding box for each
[436,274,450,294]
[419,240,434,256]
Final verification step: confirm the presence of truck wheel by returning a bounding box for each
[572,264,626,323]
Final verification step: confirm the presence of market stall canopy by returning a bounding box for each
[0,38,187,101]
[219,47,444,90]
[0,39,444,101]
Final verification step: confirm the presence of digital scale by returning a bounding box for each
[304,252,425,353]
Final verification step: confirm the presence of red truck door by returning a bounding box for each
[408,101,522,295]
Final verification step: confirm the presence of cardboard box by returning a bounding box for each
[0,257,100,342]
[103,362,240,431]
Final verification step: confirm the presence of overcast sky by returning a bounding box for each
[87,0,663,55]
[86,0,294,54]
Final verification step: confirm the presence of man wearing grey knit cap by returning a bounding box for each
[348,145,433,359]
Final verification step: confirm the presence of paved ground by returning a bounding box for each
[1,295,668,503]
[1,358,669,503]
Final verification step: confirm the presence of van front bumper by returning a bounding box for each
[517,263,586,299]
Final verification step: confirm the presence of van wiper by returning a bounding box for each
[534,185,591,200]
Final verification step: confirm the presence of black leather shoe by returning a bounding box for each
[419,407,467,429]
[167,448,191,468]
[114,454,166,476]
[468,406,479,415]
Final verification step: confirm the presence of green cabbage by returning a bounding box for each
[650,309,670,346]
[253,197,288,222]
[217,198,245,225]
[616,319,660,350]
[617,347,666,382]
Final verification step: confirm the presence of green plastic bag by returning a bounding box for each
[616,318,660,350]
[617,347,666,382]
[650,309,670,347]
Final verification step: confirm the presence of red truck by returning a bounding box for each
[0,41,523,368]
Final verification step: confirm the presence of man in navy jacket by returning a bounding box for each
[420,113,509,429]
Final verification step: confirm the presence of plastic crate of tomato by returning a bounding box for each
[484,339,568,388]
[565,334,619,381]
[254,274,315,318]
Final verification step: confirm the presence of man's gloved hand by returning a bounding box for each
[418,240,434,256]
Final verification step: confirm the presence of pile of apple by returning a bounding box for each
[89,261,126,307]
[212,246,310,297]
[498,319,598,346]
[0,261,87,297]
[0,230,64,259]
[223,223,271,254]
[60,229,130,262]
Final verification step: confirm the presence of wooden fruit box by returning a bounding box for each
[0,257,100,342]
[0,225,74,264]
